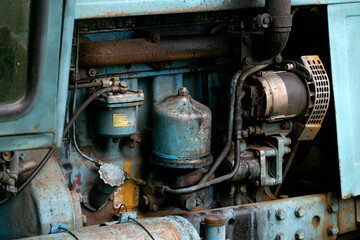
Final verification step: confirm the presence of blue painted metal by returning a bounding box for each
[152,87,212,169]
[20,216,201,240]
[204,215,227,240]
[0,153,82,240]
[181,194,342,240]
[74,0,360,19]
[327,2,360,199]
[0,0,74,151]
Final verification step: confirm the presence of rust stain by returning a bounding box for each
[71,173,82,190]
[54,150,61,163]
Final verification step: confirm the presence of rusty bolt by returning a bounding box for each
[276,209,287,220]
[295,207,306,218]
[275,233,287,240]
[3,152,9,156]
[295,230,305,240]
[178,87,189,96]
[196,198,202,206]
[88,68,97,77]
[150,203,159,212]
[151,33,161,42]
[140,195,150,207]
[285,63,294,70]
[243,56,253,66]
[328,202,339,213]
[275,54,283,63]
[243,35,252,45]
[183,197,197,211]
[327,225,339,236]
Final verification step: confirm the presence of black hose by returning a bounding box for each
[58,226,80,240]
[198,65,267,185]
[0,87,113,206]
[68,82,102,89]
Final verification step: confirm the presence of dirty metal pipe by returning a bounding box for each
[255,0,292,61]
[79,33,240,66]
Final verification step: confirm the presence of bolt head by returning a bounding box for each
[328,202,339,213]
[120,81,128,88]
[295,207,306,218]
[178,87,190,96]
[295,230,305,240]
[276,210,287,220]
[328,225,339,236]
[150,203,159,212]
[184,197,197,210]
[275,233,287,240]
[275,54,283,63]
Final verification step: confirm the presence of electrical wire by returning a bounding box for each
[58,226,80,240]
[128,217,155,240]
[72,82,96,164]
[0,87,113,206]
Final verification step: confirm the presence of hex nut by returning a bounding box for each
[276,209,287,220]
[328,225,339,236]
[178,87,189,96]
[295,207,306,218]
[295,230,305,240]
[88,68,97,77]
[275,233,287,240]
[328,202,339,213]
[183,197,197,210]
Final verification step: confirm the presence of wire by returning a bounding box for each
[0,87,113,206]
[128,217,155,240]
[58,226,80,240]
[72,82,96,163]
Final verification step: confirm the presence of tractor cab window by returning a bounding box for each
[0,0,30,105]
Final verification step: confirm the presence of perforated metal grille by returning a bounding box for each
[300,56,330,125]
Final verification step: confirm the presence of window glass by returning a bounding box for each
[0,0,30,104]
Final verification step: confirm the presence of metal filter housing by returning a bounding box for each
[152,87,212,169]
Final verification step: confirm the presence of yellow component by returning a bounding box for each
[113,113,130,127]
[113,161,139,210]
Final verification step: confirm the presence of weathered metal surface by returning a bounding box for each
[327,2,360,199]
[79,33,240,66]
[20,216,200,240]
[181,194,356,240]
[0,152,82,240]
[204,215,227,240]
[152,87,212,169]
[74,0,360,19]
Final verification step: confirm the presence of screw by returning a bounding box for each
[328,225,339,236]
[295,207,306,218]
[243,56,253,66]
[275,54,283,63]
[276,209,287,220]
[150,203,159,212]
[328,202,339,213]
[295,230,305,240]
[178,87,189,96]
[285,63,294,70]
[275,233,287,240]
[88,68,97,77]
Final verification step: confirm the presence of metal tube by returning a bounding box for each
[79,33,241,66]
